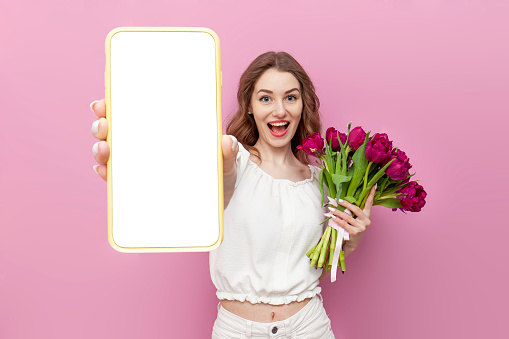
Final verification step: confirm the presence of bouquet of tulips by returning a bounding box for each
[297,122,427,282]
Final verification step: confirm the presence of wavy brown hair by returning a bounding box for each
[225,51,323,165]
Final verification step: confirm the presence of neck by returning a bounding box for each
[253,140,297,166]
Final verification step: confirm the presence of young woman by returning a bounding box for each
[91,51,375,338]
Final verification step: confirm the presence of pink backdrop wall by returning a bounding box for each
[1,0,508,338]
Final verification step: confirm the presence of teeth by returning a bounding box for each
[269,122,289,126]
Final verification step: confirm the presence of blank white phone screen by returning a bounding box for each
[109,31,220,249]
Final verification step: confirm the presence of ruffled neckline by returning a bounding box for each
[247,157,315,187]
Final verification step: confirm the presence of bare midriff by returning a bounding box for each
[220,297,312,322]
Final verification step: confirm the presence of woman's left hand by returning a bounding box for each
[328,184,377,256]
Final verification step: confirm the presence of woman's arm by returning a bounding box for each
[319,268,330,283]
[222,135,238,210]
[318,247,350,283]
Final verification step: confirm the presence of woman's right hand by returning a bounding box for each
[222,135,239,209]
[90,99,109,181]
[222,134,239,174]
[90,101,238,187]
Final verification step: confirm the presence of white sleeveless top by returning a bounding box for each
[209,142,327,305]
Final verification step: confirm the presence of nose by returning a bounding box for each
[273,99,286,117]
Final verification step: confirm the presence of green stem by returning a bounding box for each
[335,148,342,176]
[310,228,327,267]
[363,161,373,191]
[360,191,369,210]
[328,228,337,267]
[307,243,317,258]
[341,147,349,176]
[324,170,337,199]
[318,226,332,267]
[339,245,346,272]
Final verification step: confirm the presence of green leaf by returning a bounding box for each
[336,185,344,198]
[325,139,334,174]
[318,170,325,205]
[379,176,390,192]
[383,181,409,196]
[332,173,352,197]
[346,132,371,197]
[369,163,379,176]
[320,216,332,225]
[338,132,350,174]
[343,196,357,205]
[374,198,402,209]
[353,187,363,201]
[346,161,355,176]
[330,148,335,175]
[335,146,342,175]
[366,157,396,188]
[324,169,336,198]
[356,158,397,207]
[331,174,352,186]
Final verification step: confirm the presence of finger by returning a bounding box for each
[327,207,360,228]
[90,99,106,119]
[93,140,110,164]
[93,164,107,181]
[331,216,356,236]
[363,184,377,219]
[335,198,363,219]
[326,206,352,220]
[334,214,367,235]
[91,117,108,140]
[222,135,238,174]
[222,134,238,157]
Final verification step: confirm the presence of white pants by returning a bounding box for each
[212,294,335,339]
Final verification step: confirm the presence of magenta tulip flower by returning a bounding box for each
[365,133,393,163]
[325,127,346,152]
[398,181,427,212]
[297,132,325,157]
[348,126,366,151]
[385,149,412,181]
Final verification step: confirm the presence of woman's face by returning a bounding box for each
[249,69,303,150]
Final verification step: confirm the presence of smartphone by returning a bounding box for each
[105,27,223,253]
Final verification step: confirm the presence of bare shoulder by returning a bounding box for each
[289,160,313,181]
[296,162,312,179]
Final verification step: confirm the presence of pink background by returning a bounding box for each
[1,0,508,338]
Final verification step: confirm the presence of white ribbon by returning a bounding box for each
[325,197,352,282]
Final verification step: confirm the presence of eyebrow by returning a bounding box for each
[257,88,300,95]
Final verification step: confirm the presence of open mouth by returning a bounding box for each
[267,122,290,135]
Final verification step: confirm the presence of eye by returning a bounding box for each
[286,95,297,101]
[261,96,271,103]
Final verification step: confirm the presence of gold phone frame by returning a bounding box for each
[104,27,223,253]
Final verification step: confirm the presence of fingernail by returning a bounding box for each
[327,206,336,212]
[324,212,334,217]
[337,198,343,203]
[230,135,238,152]
[375,183,378,190]
[327,196,338,206]
[92,120,100,134]
[93,142,99,157]
[90,100,99,112]
[93,165,99,174]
